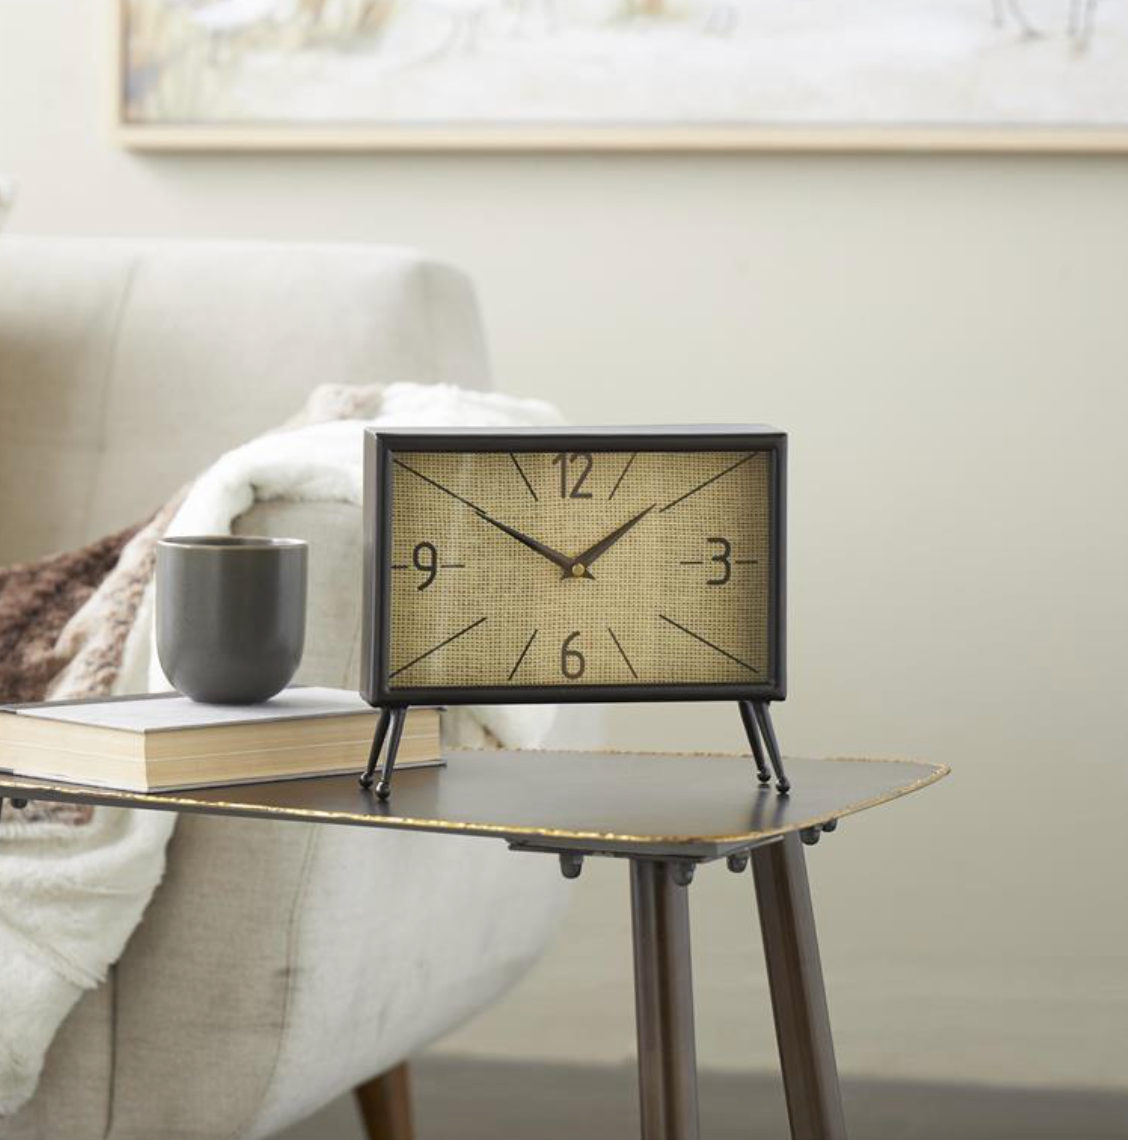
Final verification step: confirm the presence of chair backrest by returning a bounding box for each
[0,236,490,565]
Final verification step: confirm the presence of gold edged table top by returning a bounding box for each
[0,749,948,860]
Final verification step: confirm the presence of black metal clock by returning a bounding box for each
[360,426,787,798]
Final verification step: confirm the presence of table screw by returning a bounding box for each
[559,852,584,880]
[726,851,749,874]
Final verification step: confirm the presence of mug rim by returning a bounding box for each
[158,536,308,551]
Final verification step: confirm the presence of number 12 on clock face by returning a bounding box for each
[361,428,786,707]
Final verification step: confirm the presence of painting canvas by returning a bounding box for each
[118,0,1128,148]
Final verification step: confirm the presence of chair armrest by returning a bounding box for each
[233,498,368,690]
[107,812,567,1140]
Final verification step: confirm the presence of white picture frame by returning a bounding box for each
[115,0,1128,152]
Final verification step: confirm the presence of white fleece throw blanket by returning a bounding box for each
[0,382,563,1116]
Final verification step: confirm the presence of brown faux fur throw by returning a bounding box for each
[0,523,143,704]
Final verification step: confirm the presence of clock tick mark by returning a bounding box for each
[393,458,484,513]
[659,453,755,513]
[607,627,639,680]
[392,560,464,571]
[658,613,759,674]
[508,629,539,681]
[509,453,539,501]
[390,616,488,679]
[608,453,637,501]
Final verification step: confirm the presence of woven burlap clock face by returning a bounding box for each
[386,449,772,691]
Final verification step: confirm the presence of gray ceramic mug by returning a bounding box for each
[156,536,308,704]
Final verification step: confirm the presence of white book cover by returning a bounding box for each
[8,687,376,734]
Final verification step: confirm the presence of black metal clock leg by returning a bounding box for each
[753,702,791,795]
[738,701,773,786]
[375,707,408,801]
[359,708,392,790]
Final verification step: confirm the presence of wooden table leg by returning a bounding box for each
[355,1063,414,1140]
[751,834,848,1140]
[630,859,701,1140]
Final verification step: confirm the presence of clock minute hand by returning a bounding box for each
[567,504,656,577]
[391,458,575,576]
[473,509,575,574]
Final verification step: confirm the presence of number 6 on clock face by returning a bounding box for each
[361,427,786,707]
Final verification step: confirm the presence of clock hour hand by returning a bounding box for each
[566,504,656,578]
[473,509,576,575]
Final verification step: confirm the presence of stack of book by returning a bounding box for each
[0,687,441,793]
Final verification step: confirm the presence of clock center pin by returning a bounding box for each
[571,563,586,578]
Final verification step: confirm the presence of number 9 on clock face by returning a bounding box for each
[361,429,786,706]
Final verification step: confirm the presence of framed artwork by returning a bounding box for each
[116,0,1128,150]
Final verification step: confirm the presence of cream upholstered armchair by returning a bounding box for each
[0,237,579,1140]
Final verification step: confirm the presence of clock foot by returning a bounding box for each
[359,707,392,789]
[360,706,407,799]
[748,701,791,796]
[738,701,773,785]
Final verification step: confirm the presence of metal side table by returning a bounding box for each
[1,749,947,1140]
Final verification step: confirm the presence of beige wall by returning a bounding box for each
[5,0,1128,1091]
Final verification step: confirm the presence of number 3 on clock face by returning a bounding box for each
[362,429,786,706]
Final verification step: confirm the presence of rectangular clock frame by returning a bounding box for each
[361,425,787,709]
